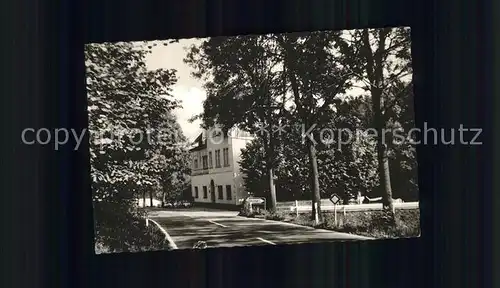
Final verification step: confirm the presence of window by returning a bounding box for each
[209,151,213,168]
[194,186,199,198]
[218,185,223,200]
[194,159,198,169]
[215,150,221,168]
[223,148,229,167]
[226,185,232,200]
[202,155,208,169]
[203,186,208,198]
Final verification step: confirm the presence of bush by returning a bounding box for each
[238,201,256,217]
[95,220,170,253]
[261,210,289,221]
[337,209,419,238]
[94,201,170,253]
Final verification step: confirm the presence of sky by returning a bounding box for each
[144,38,206,142]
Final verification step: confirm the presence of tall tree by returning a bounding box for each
[385,81,418,201]
[275,31,357,221]
[187,32,359,220]
[184,35,284,211]
[86,41,185,252]
[338,27,413,218]
[144,111,191,206]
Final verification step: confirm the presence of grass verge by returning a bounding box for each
[297,209,421,238]
[240,206,420,239]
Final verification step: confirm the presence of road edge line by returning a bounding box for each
[148,218,178,250]
[208,220,228,228]
[256,237,276,245]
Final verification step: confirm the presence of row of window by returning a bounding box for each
[193,185,232,200]
[194,148,230,169]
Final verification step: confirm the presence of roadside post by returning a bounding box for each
[314,202,318,225]
[295,200,299,217]
[146,217,149,227]
[334,204,337,225]
[329,194,341,226]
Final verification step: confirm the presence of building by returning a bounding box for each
[189,126,254,207]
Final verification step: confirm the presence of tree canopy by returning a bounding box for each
[86,41,190,252]
[185,27,417,222]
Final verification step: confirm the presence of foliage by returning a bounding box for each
[239,97,381,203]
[239,137,269,199]
[184,35,285,134]
[86,41,189,251]
[94,205,169,253]
[185,35,289,211]
[185,28,418,219]
[238,199,256,217]
[334,27,413,214]
[260,210,290,221]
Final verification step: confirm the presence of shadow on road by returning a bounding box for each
[153,214,366,250]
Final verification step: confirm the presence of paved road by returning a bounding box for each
[148,209,372,250]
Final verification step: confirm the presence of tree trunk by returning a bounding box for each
[267,120,277,212]
[142,190,146,208]
[263,131,277,212]
[373,85,395,217]
[149,189,153,207]
[161,186,166,207]
[361,28,395,219]
[375,124,394,207]
[279,36,322,222]
[264,83,278,212]
[268,168,277,212]
[306,134,322,222]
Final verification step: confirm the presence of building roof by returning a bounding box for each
[188,126,255,152]
[189,132,206,152]
[189,144,207,152]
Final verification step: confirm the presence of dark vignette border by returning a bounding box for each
[6,0,494,287]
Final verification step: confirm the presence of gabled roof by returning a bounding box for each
[189,144,207,152]
[189,132,206,152]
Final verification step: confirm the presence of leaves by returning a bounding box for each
[86,41,190,251]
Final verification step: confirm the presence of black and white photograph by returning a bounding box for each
[86,26,420,254]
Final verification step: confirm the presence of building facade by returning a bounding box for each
[189,127,254,206]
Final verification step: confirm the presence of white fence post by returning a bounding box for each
[146,218,149,227]
[284,201,419,214]
[314,202,319,225]
[334,204,337,225]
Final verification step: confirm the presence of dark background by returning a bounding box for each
[4,0,496,287]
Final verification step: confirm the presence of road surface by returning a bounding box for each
[148,209,372,250]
